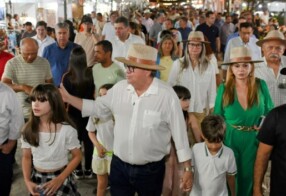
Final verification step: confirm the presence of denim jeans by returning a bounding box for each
[110,155,165,196]
[0,150,13,196]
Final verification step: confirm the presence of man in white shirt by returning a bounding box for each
[0,82,24,196]
[142,9,154,33]
[32,21,55,57]
[110,16,145,70]
[60,44,192,196]
[255,30,286,107]
[223,22,262,79]
[101,11,119,41]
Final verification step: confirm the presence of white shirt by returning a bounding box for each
[190,143,237,196]
[32,35,55,57]
[111,34,145,70]
[82,79,191,165]
[21,124,81,170]
[255,56,286,107]
[0,83,24,144]
[102,22,115,41]
[223,36,262,70]
[86,116,114,152]
[168,58,217,113]
[142,17,154,33]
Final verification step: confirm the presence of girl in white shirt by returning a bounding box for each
[21,84,82,196]
[86,83,114,196]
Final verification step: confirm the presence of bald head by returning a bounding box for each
[20,38,39,63]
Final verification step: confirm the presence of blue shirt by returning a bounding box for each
[225,32,256,52]
[43,41,79,86]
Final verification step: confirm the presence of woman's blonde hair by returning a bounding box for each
[158,34,177,59]
[223,63,260,107]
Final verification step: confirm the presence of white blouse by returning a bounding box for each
[168,58,217,113]
[21,124,80,170]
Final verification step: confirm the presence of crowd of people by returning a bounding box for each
[0,5,286,196]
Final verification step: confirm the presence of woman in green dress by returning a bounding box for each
[214,46,274,196]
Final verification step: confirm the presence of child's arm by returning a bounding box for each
[227,174,236,196]
[43,148,82,195]
[188,113,202,142]
[22,148,38,195]
[88,131,107,158]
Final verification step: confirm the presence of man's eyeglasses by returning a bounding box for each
[124,64,136,72]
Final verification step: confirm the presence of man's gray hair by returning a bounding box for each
[55,22,69,33]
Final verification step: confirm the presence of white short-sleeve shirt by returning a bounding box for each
[21,124,80,170]
[190,143,237,196]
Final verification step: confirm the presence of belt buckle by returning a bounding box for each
[236,126,244,131]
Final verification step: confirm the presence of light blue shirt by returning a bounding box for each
[223,36,262,70]
[0,82,24,144]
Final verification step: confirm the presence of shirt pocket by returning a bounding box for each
[142,110,161,129]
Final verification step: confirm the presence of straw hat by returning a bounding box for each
[115,44,165,71]
[183,31,210,43]
[221,46,263,65]
[256,30,286,46]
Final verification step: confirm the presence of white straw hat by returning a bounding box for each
[115,44,165,70]
[221,46,263,65]
[256,30,286,46]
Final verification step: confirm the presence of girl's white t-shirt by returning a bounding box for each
[21,124,81,170]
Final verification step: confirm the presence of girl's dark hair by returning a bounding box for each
[64,47,94,96]
[22,84,74,147]
[173,85,191,121]
[99,83,114,92]
[173,85,191,100]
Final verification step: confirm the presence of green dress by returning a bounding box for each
[214,79,274,196]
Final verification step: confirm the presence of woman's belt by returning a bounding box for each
[231,125,256,131]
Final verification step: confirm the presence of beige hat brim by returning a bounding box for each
[115,57,165,71]
[256,38,286,46]
[182,40,210,44]
[221,59,264,66]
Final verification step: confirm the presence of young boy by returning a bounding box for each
[190,115,236,196]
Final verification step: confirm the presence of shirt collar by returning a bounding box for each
[204,143,224,158]
[56,41,71,49]
[126,78,158,97]
[116,33,132,42]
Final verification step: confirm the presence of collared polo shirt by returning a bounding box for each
[196,23,219,52]
[43,41,79,86]
[190,142,237,196]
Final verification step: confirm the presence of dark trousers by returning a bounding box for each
[110,155,165,196]
[0,150,13,196]
[76,126,93,171]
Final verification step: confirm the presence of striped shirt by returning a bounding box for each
[2,55,52,118]
[255,56,286,107]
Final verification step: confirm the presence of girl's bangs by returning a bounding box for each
[30,88,48,102]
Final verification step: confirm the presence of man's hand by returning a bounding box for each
[59,83,70,103]
[21,84,33,95]
[0,140,16,154]
[180,170,193,192]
